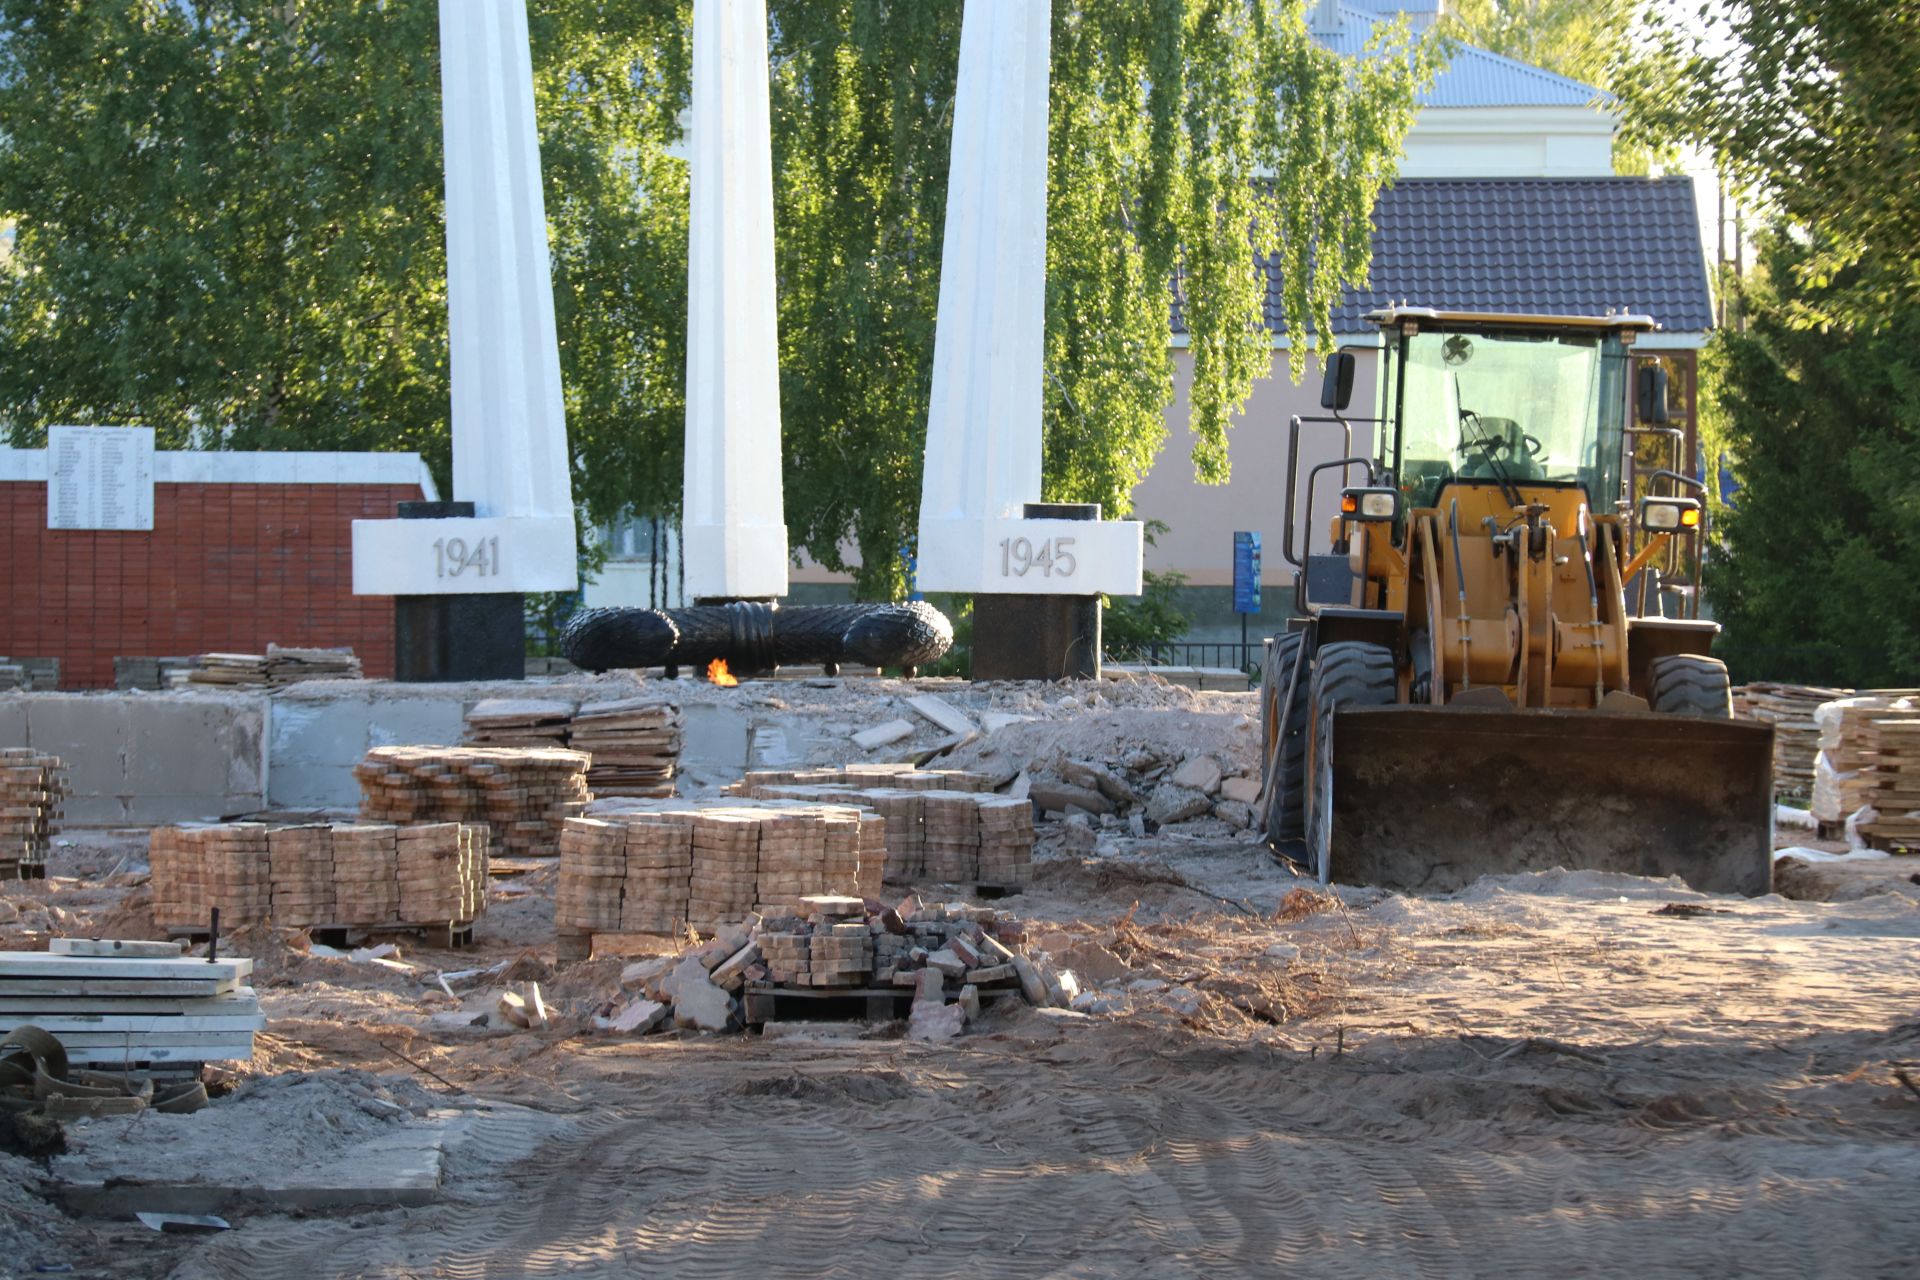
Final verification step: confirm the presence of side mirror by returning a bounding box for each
[1320,351,1356,411]
[1636,364,1670,425]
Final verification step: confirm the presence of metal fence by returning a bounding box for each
[1112,641,1262,674]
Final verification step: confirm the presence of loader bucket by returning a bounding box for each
[1320,706,1775,896]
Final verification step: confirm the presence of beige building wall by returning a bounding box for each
[1130,345,1382,590]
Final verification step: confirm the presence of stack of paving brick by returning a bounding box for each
[736,766,994,794]
[1862,718,1920,850]
[265,644,363,686]
[0,749,68,878]
[397,823,487,925]
[185,653,272,688]
[147,824,273,930]
[555,818,628,943]
[266,825,337,927]
[621,813,694,935]
[1735,683,1849,801]
[463,699,576,749]
[331,824,400,925]
[355,746,591,858]
[805,900,874,986]
[736,774,1031,889]
[1810,696,1909,825]
[569,698,681,798]
[553,802,886,953]
[689,812,761,928]
[151,821,487,932]
[975,796,1036,886]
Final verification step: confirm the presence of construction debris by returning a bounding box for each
[0,748,68,879]
[600,895,1058,1035]
[355,745,591,858]
[265,645,364,686]
[567,698,682,798]
[150,821,489,933]
[0,940,259,1066]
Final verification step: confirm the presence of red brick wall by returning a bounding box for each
[0,480,424,688]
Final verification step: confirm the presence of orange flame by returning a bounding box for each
[707,657,739,687]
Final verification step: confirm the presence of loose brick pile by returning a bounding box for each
[151,821,489,931]
[737,780,1034,888]
[554,803,886,957]
[355,746,590,858]
[0,748,68,877]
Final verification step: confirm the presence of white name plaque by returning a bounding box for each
[46,426,155,531]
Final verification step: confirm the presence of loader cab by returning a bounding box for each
[1368,308,1649,517]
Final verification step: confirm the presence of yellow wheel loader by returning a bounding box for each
[1260,308,1774,895]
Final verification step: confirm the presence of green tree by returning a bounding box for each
[0,0,689,526]
[1701,231,1920,687]
[1616,0,1920,329]
[1,2,1433,602]
[774,2,1435,597]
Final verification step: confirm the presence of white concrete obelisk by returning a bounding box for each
[353,0,578,596]
[914,0,1141,596]
[681,0,788,601]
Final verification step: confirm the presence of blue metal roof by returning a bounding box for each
[1316,3,1606,110]
[1170,177,1716,338]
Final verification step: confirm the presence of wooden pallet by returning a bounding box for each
[741,980,1023,1026]
[971,882,1025,900]
[0,863,47,882]
[165,920,475,949]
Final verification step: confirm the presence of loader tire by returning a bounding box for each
[1649,654,1733,718]
[1261,631,1311,853]
[1305,641,1398,882]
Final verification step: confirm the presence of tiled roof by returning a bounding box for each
[1166,177,1714,338]
[1318,177,1715,333]
[1315,3,1606,110]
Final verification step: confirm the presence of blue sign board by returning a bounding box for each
[1232,531,1262,614]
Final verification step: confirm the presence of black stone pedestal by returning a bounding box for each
[393,501,526,683]
[970,502,1102,681]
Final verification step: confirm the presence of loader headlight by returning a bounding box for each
[1639,495,1702,531]
[1340,487,1400,522]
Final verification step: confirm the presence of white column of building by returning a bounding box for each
[680,0,789,601]
[915,0,1140,596]
[353,0,578,595]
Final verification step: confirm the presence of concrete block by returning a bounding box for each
[24,697,129,801]
[681,704,751,783]
[125,698,266,802]
[0,701,26,749]
[271,695,374,768]
[366,697,466,749]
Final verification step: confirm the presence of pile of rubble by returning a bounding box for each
[1026,751,1263,839]
[600,894,1064,1039]
[355,745,591,858]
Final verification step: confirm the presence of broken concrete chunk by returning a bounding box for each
[671,970,735,1032]
[1169,755,1224,795]
[710,941,763,992]
[1006,772,1033,801]
[926,948,967,977]
[1165,986,1203,1017]
[1011,955,1049,1005]
[1145,783,1211,827]
[524,982,550,1030]
[608,998,668,1034]
[979,711,1036,735]
[1060,823,1098,853]
[1128,812,1147,838]
[620,956,675,993]
[1062,942,1130,985]
[1263,942,1301,963]
[1070,990,1128,1015]
[852,719,917,750]
[1054,968,1082,1007]
[497,990,531,1029]
[908,1000,966,1042]
[1214,800,1254,830]
[958,983,982,1022]
[964,963,1015,985]
[911,967,946,1005]
[906,694,977,737]
[1028,781,1113,816]
[1219,775,1262,806]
